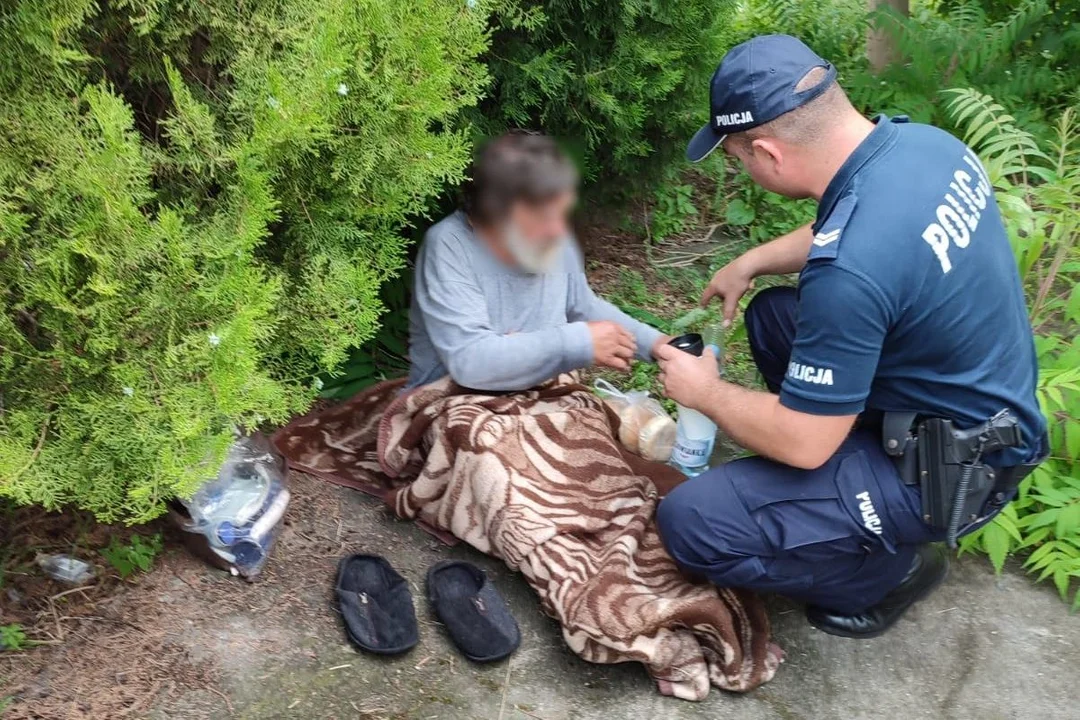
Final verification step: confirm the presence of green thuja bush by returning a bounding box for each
[726,0,868,69]
[477,0,737,190]
[0,0,490,522]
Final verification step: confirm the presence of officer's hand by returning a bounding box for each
[649,334,673,361]
[700,256,755,327]
[588,321,636,371]
[655,343,719,411]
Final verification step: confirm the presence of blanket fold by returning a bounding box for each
[274,375,780,700]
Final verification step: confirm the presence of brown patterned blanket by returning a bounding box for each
[273,375,781,700]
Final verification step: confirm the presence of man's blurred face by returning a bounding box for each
[503,190,576,273]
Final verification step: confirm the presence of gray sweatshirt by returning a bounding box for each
[406,211,663,391]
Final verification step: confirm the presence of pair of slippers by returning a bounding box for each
[335,554,520,663]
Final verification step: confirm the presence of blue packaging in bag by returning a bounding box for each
[179,434,290,578]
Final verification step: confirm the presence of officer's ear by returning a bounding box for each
[749,137,784,171]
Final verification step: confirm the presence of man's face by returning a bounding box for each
[723,136,809,199]
[503,191,576,273]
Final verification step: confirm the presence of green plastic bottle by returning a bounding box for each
[704,322,724,373]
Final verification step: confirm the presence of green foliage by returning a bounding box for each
[477,0,737,190]
[716,168,816,244]
[650,183,698,241]
[734,0,1080,136]
[100,532,163,578]
[0,623,27,651]
[724,198,757,228]
[733,0,869,66]
[0,0,491,522]
[945,89,1080,607]
[852,0,1078,129]
[606,269,672,332]
[319,271,413,400]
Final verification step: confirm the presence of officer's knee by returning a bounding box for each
[744,286,794,332]
[656,473,732,569]
[657,470,773,588]
[656,483,691,546]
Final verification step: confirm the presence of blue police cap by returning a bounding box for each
[687,34,837,162]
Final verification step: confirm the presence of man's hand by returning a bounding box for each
[588,321,636,371]
[700,255,755,327]
[700,223,816,326]
[654,343,720,410]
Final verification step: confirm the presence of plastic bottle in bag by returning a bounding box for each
[177,434,290,579]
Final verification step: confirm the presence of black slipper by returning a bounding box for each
[426,560,520,663]
[336,554,418,655]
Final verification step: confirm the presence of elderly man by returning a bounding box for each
[407,131,667,391]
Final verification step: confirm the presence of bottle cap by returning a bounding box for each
[667,333,704,357]
[231,539,265,571]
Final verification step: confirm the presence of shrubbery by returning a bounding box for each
[1,0,731,521]
[475,0,735,190]
[0,0,489,521]
[731,0,1080,133]
[861,0,1079,132]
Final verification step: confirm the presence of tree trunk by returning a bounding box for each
[867,0,909,72]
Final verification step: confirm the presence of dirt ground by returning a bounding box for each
[5,470,1080,720]
[4,226,1080,719]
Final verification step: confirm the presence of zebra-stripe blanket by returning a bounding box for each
[273,375,781,700]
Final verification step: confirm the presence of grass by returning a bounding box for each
[1,624,27,651]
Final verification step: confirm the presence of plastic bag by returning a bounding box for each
[37,554,95,584]
[594,379,677,462]
[176,434,290,579]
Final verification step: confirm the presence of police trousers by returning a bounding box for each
[656,287,943,613]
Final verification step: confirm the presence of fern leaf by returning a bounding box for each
[945,88,1046,175]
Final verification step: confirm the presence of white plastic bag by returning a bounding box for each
[37,555,95,584]
[594,379,677,462]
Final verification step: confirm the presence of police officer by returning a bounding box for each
[653,35,1047,638]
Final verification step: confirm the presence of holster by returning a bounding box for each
[881,410,1034,535]
[916,418,996,531]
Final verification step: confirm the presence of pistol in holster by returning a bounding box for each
[882,409,1025,548]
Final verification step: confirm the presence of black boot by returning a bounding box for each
[806,544,949,639]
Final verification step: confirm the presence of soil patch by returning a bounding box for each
[0,472,363,718]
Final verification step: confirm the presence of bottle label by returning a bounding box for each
[671,436,713,467]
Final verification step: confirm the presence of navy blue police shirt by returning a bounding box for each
[780,115,1045,466]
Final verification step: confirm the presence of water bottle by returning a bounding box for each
[667,332,721,476]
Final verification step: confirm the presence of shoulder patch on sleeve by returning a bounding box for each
[809,190,858,261]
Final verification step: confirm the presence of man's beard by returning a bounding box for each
[504,223,568,274]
